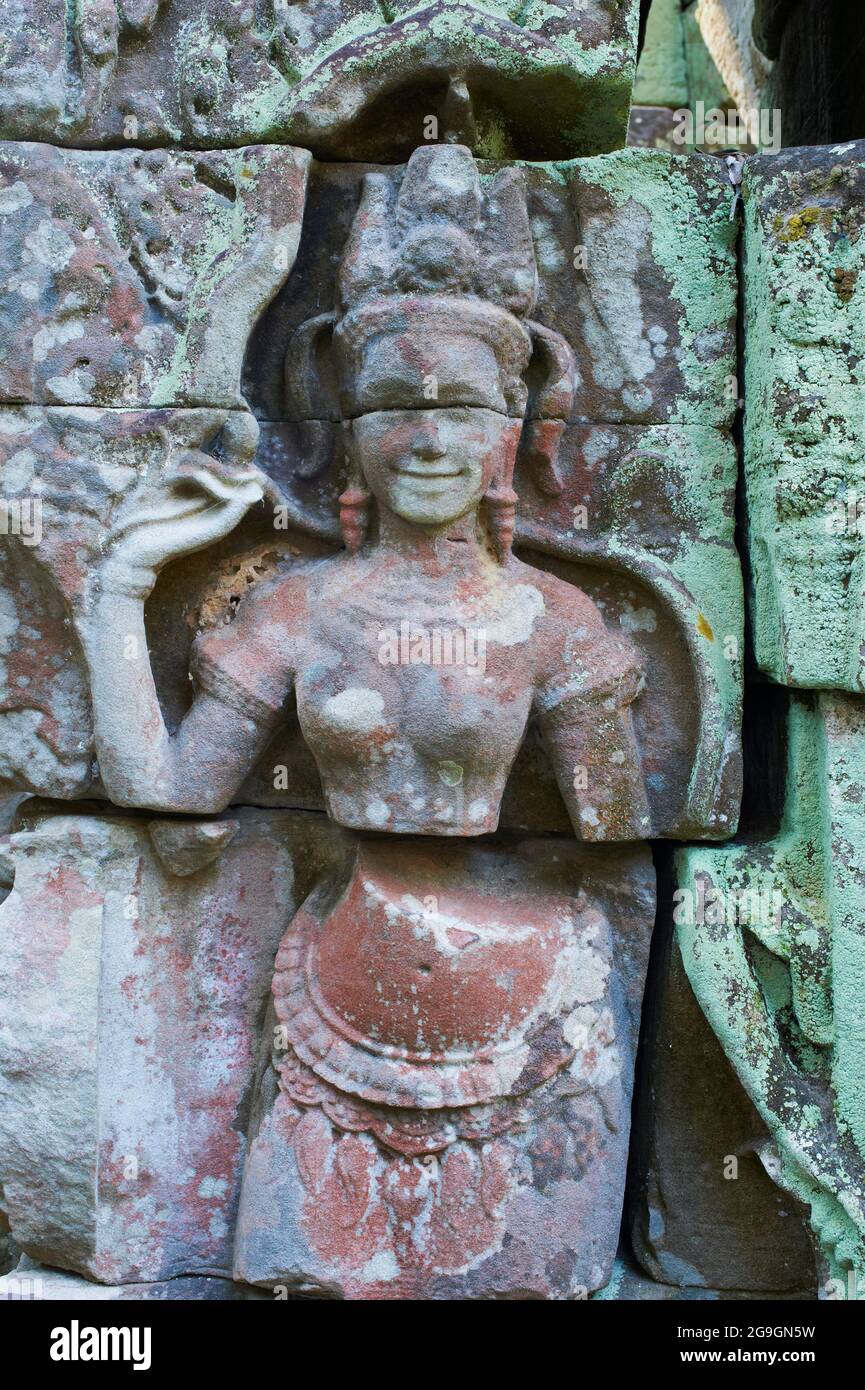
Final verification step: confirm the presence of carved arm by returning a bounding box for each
[75,446,278,813]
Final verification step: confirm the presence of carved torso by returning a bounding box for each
[192,548,642,835]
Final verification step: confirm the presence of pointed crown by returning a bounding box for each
[332,145,547,418]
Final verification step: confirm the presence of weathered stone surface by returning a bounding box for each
[0,0,641,160]
[235,837,655,1299]
[0,803,347,1283]
[0,1204,18,1277]
[682,2,733,120]
[0,128,747,1303]
[742,142,865,690]
[753,0,865,148]
[632,0,689,111]
[0,145,742,843]
[0,143,309,408]
[4,407,735,841]
[1,1249,813,1301]
[627,105,687,152]
[250,150,739,429]
[701,0,864,155]
[751,0,792,57]
[594,1251,816,1300]
[247,415,741,838]
[629,911,816,1294]
[243,148,743,838]
[0,1256,262,1300]
[0,404,298,801]
[677,693,865,1297]
[628,5,744,157]
[64,145,661,855]
[147,817,239,876]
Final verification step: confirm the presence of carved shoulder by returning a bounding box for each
[189,567,314,727]
[514,564,643,712]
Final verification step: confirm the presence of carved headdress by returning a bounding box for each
[285,144,577,552]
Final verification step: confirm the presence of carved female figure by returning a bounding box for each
[76,146,654,1297]
[78,145,649,843]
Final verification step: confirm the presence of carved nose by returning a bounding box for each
[413,433,447,460]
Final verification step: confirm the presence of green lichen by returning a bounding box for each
[676,694,865,1292]
[552,148,738,430]
[632,0,688,110]
[742,150,865,690]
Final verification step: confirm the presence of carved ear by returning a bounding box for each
[526,320,577,420]
[283,311,341,481]
[284,310,340,421]
[521,320,578,497]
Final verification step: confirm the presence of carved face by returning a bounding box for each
[349,407,520,527]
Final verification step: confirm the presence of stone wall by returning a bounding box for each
[0,0,862,1303]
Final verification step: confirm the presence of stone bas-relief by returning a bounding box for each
[742,141,865,691]
[0,142,310,408]
[73,148,657,842]
[0,807,653,1297]
[236,836,655,1299]
[0,144,743,842]
[0,0,761,1291]
[251,148,740,430]
[1,0,862,1311]
[677,695,865,1294]
[0,0,641,160]
[36,145,660,1296]
[246,145,743,840]
[0,135,745,1299]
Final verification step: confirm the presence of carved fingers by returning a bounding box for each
[98,450,266,598]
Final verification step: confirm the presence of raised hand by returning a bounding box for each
[75,415,283,814]
[95,429,267,600]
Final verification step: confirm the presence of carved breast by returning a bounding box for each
[294,586,540,836]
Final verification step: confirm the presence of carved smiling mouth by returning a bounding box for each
[396,461,463,479]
